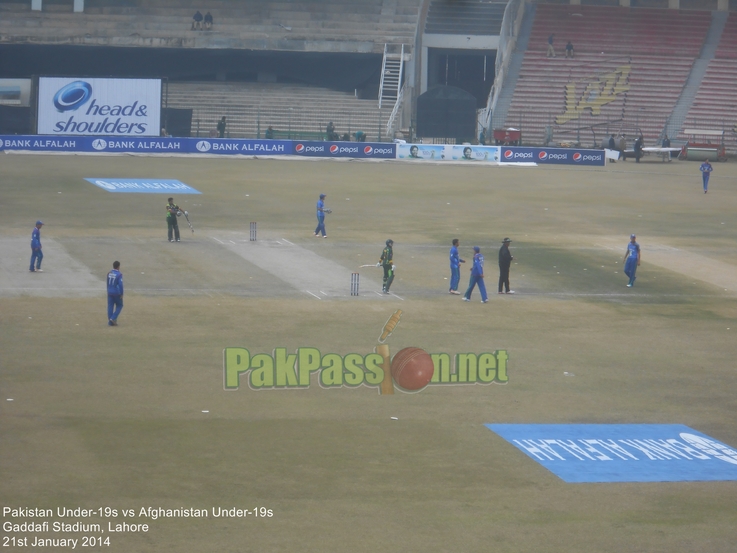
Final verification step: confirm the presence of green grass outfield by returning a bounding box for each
[1,153,737,552]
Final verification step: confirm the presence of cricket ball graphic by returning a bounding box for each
[390,347,434,391]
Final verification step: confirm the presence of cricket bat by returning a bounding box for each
[376,344,394,395]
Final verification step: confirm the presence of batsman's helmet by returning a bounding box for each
[386,239,393,246]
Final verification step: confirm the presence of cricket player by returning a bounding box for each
[166,197,182,242]
[498,237,514,294]
[314,193,328,238]
[29,220,44,272]
[449,238,465,294]
[379,239,394,294]
[107,261,124,326]
[623,234,641,287]
[463,246,488,303]
[700,159,713,193]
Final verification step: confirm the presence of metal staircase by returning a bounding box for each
[379,43,404,108]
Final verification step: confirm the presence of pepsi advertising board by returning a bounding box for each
[37,78,162,137]
[293,141,395,159]
[500,146,605,166]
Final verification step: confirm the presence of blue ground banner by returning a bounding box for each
[486,424,737,483]
[85,178,201,194]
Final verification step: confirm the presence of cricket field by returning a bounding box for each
[1,152,736,552]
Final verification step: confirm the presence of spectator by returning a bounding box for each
[204,11,213,30]
[217,116,226,138]
[265,126,275,139]
[607,134,617,162]
[326,121,337,141]
[547,33,556,58]
[478,128,486,145]
[634,134,644,163]
[565,41,574,59]
[192,10,203,30]
[619,134,627,161]
[341,132,350,142]
[354,130,366,142]
[662,134,672,161]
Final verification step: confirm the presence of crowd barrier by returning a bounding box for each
[396,143,605,166]
[0,136,605,166]
[0,136,396,158]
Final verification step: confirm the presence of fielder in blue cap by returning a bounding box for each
[30,220,44,272]
[314,193,328,238]
[463,246,488,303]
[623,234,641,287]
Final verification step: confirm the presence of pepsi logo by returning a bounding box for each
[503,150,514,160]
[295,144,305,153]
[538,151,548,160]
[363,146,373,155]
[573,152,582,162]
[329,145,339,154]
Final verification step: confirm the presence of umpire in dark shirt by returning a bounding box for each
[498,237,514,294]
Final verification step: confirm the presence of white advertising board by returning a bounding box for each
[37,77,161,136]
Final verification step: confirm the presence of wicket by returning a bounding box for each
[250,222,257,241]
[351,273,360,296]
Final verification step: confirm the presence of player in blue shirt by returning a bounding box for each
[700,159,713,193]
[449,238,465,294]
[623,234,641,288]
[463,246,488,303]
[29,220,44,272]
[314,193,328,238]
[107,261,124,326]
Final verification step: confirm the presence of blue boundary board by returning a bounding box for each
[486,424,737,483]
[85,178,201,194]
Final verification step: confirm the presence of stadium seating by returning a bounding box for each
[424,0,507,36]
[505,52,695,146]
[502,4,712,146]
[677,13,737,152]
[0,0,421,53]
[165,81,394,140]
[715,11,737,60]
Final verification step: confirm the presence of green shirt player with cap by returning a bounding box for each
[166,197,182,242]
[378,239,395,293]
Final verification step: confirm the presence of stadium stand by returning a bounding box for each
[165,81,393,140]
[0,0,420,52]
[677,12,737,152]
[424,0,507,36]
[502,4,712,146]
[0,0,420,139]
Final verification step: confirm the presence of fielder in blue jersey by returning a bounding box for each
[29,220,44,272]
[463,246,488,303]
[107,261,124,326]
[314,193,328,238]
[623,234,641,288]
[700,159,713,193]
[449,238,465,294]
